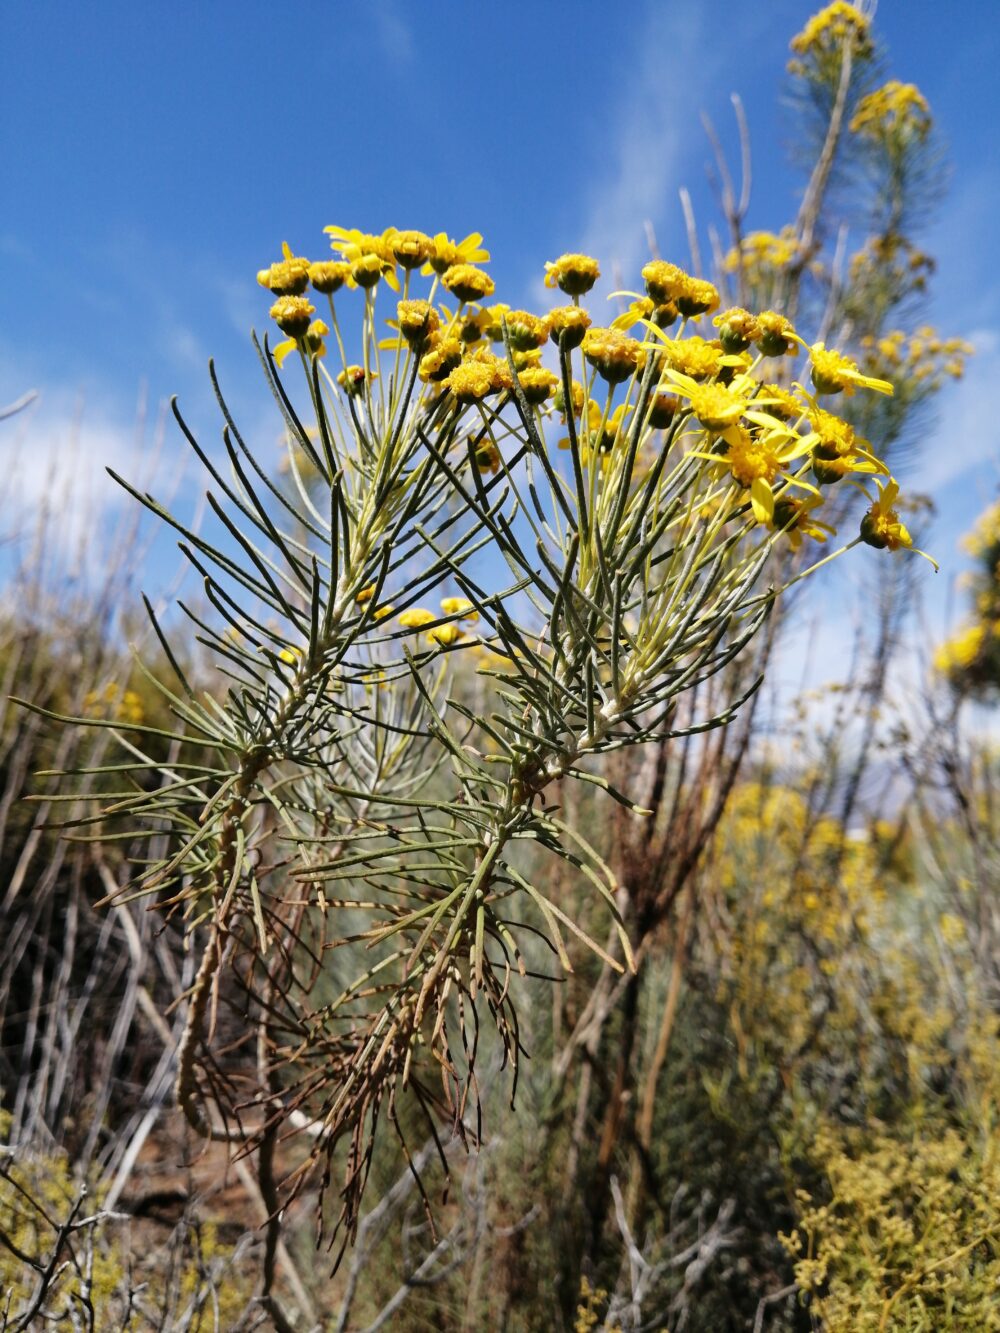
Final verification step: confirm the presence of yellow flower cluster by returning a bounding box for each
[83,682,144,725]
[933,623,986,677]
[789,2,873,70]
[961,500,1000,560]
[722,228,804,276]
[256,226,929,566]
[784,1109,1000,1329]
[850,80,932,141]
[859,326,972,388]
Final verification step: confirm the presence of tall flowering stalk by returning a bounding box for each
[37,220,927,1248]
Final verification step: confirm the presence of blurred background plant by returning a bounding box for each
[2,4,996,1331]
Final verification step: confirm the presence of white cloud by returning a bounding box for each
[573,8,723,287]
[0,388,173,582]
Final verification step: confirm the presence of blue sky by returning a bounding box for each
[2,0,999,646]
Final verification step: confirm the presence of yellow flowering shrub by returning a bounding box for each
[0,1123,255,1327]
[784,1099,1000,1330]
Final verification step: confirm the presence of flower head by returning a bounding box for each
[258,242,311,296]
[325,226,401,291]
[442,264,495,304]
[752,311,796,358]
[859,480,911,551]
[308,260,352,294]
[396,298,439,346]
[654,335,727,380]
[441,596,478,622]
[446,361,498,404]
[714,308,762,354]
[721,426,786,489]
[504,310,548,352]
[270,295,315,338]
[398,607,436,629]
[547,305,592,350]
[517,366,558,405]
[425,232,490,275]
[427,623,464,646]
[418,337,463,383]
[544,253,600,296]
[582,327,643,383]
[789,2,872,67]
[389,229,435,269]
[809,342,894,397]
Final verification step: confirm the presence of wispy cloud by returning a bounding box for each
[574,8,725,287]
[374,1,414,69]
[0,387,168,577]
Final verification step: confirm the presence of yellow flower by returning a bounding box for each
[676,276,720,318]
[850,81,932,141]
[83,682,145,725]
[324,225,401,290]
[474,440,501,474]
[757,311,797,358]
[427,623,464,646]
[641,261,688,305]
[273,318,328,368]
[441,264,495,304]
[279,646,301,666]
[389,228,435,269]
[351,252,389,289]
[517,366,558,405]
[446,361,497,404]
[766,495,834,550]
[789,2,872,63]
[504,310,548,351]
[425,231,490,276]
[723,228,803,276]
[808,407,856,456]
[418,336,463,383]
[269,295,315,338]
[440,596,478,622]
[760,383,805,421]
[809,342,893,396]
[355,585,375,604]
[543,253,601,296]
[859,480,911,551]
[713,308,761,354]
[581,327,643,384]
[611,295,679,333]
[934,624,985,674]
[464,347,514,393]
[308,260,352,294]
[395,298,439,346]
[682,381,747,432]
[721,425,786,489]
[398,608,436,629]
[546,305,592,350]
[653,334,727,379]
[648,392,680,429]
[257,242,311,296]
